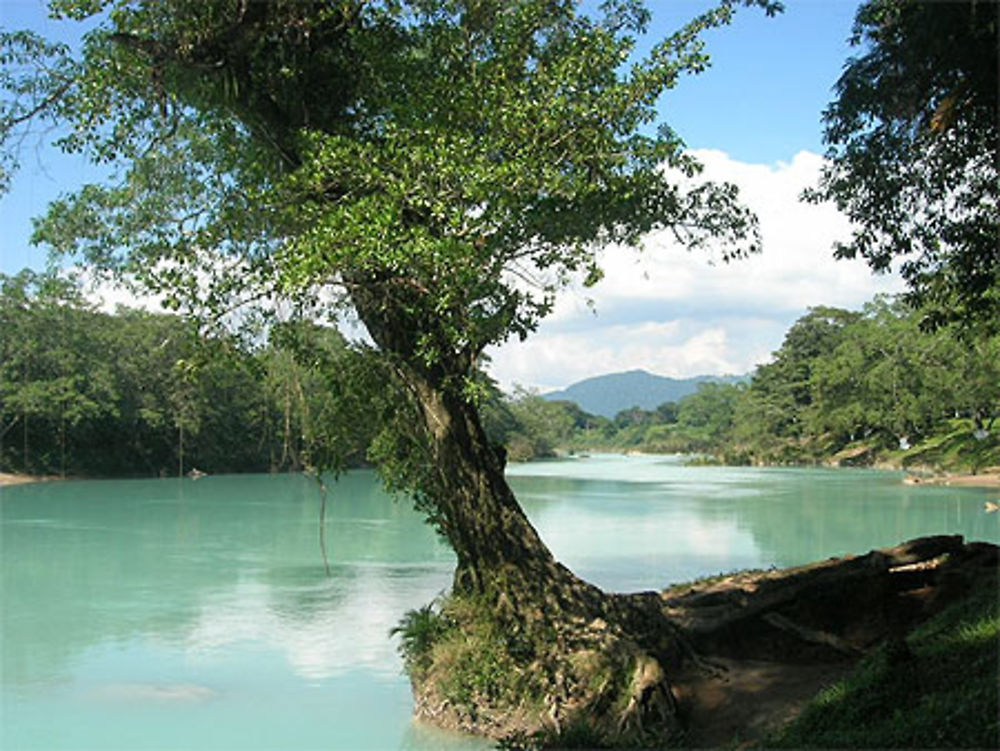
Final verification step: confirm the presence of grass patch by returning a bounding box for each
[392,594,548,719]
[660,567,770,598]
[763,577,999,748]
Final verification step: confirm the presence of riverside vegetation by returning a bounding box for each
[7,276,996,481]
[500,298,1000,477]
[0,269,376,478]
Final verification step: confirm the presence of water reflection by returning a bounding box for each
[2,457,996,750]
[508,456,998,585]
[1,473,454,686]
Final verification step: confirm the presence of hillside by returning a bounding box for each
[542,369,745,418]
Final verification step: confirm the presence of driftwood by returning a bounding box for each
[661,535,998,662]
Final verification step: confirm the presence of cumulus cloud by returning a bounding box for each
[486,149,904,392]
[66,149,903,394]
[80,269,164,314]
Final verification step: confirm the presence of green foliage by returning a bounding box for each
[503,388,577,461]
[0,270,374,476]
[890,422,1000,476]
[809,0,1000,329]
[765,576,999,749]
[407,594,546,715]
[390,601,454,677]
[676,381,744,449]
[4,0,771,352]
[495,296,999,473]
[0,0,784,516]
[711,297,1000,469]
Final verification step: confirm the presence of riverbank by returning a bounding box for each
[401,535,997,749]
[0,472,48,487]
[760,558,999,749]
[666,536,999,749]
[902,469,1000,488]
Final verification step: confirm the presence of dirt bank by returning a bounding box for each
[903,469,1000,488]
[0,472,40,487]
[0,472,67,487]
[662,535,998,747]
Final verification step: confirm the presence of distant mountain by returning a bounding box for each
[542,369,746,418]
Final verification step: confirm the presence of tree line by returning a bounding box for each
[499,297,1000,472]
[5,271,996,479]
[0,269,374,477]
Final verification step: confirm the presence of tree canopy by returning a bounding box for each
[5,0,768,354]
[809,0,999,329]
[0,0,778,544]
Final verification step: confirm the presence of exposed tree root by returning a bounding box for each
[401,536,998,748]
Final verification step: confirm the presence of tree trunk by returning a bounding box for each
[411,371,599,608]
[351,286,600,613]
[351,293,685,743]
[60,415,67,479]
[401,365,685,742]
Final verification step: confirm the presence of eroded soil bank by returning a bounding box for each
[663,535,998,746]
[412,535,998,748]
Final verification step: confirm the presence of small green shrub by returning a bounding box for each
[390,601,452,675]
[432,597,539,709]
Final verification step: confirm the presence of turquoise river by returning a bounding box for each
[2,455,998,750]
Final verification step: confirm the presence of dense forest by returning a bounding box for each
[5,267,996,479]
[0,269,375,477]
[499,298,1000,473]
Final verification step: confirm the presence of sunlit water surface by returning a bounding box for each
[2,455,997,750]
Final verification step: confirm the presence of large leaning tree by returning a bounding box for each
[808,0,999,331]
[2,0,777,742]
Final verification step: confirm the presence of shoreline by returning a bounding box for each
[569,449,1000,489]
[4,463,998,490]
[903,470,1000,489]
[0,472,62,487]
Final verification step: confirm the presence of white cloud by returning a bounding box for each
[492,322,741,393]
[487,149,904,392]
[67,148,903,394]
[185,565,451,681]
[81,270,164,314]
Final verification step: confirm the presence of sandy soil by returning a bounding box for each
[904,470,1000,488]
[0,472,57,487]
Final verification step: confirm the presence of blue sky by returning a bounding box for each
[644,0,858,163]
[0,1,903,389]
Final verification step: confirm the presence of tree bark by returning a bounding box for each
[413,370,603,608]
[347,280,600,611]
[350,290,686,743]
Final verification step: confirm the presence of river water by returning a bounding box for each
[2,455,997,750]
